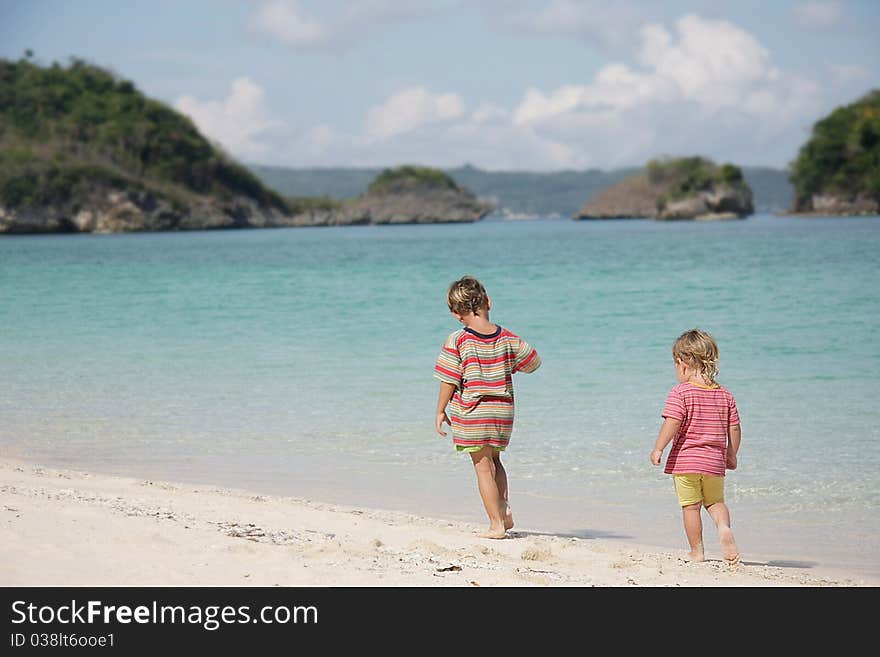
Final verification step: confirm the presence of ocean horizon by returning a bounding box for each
[2,213,878,581]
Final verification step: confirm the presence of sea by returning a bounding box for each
[2,213,878,581]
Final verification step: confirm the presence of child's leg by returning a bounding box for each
[681,502,705,562]
[673,475,705,561]
[469,446,506,538]
[491,450,514,530]
[706,502,739,563]
[703,476,739,563]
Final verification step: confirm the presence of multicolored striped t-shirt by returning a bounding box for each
[434,325,540,451]
[661,381,740,476]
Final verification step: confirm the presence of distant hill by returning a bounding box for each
[449,165,640,218]
[0,55,489,234]
[740,167,794,214]
[249,163,793,217]
[0,55,290,233]
[789,88,880,215]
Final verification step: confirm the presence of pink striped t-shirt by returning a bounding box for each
[661,382,740,476]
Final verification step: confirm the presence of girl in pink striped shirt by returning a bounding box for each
[650,329,742,565]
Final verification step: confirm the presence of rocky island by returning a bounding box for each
[284,166,492,227]
[0,56,490,234]
[787,89,879,216]
[575,156,754,221]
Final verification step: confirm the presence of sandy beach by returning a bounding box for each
[1,458,874,588]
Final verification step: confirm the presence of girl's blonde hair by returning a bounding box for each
[672,329,719,383]
[447,276,489,316]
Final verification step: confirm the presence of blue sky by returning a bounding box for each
[1,0,878,171]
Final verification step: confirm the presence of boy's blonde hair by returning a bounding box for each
[447,276,489,316]
[673,329,719,383]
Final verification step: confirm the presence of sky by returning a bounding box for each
[1,0,878,171]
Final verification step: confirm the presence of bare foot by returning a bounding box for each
[478,526,507,539]
[686,544,705,563]
[503,503,515,530]
[687,551,705,563]
[719,527,740,564]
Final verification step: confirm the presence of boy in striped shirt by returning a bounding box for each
[651,329,742,564]
[434,276,541,539]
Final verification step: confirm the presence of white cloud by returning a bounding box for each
[513,86,582,125]
[249,0,431,48]
[340,0,428,26]
[175,77,288,159]
[255,14,825,170]
[471,103,508,124]
[639,16,776,111]
[507,0,646,50]
[365,87,465,140]
[512,64,674,126]
[792,2,843,30]
[293,120,580,171]
[249,0,329,47]
[512,15,820,136]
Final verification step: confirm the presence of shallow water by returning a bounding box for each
[2,213,878,580]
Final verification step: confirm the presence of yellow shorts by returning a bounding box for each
[673,474,725,508]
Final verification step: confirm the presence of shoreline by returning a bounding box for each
[1,457,874,587]
[772,210,880,217]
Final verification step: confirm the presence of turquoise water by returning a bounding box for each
[2,214,879,580]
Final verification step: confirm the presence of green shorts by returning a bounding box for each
[456,445,506,453]
[673,473,724,507]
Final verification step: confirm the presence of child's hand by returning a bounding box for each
[726,453,738,470]
[650,448,663,465]
[436,411,450,436]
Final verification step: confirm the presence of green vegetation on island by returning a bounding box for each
[268,164,490,227]
[788,89,880,214]
[251,163,792,217]
[0,55,488,233]
[0,54,287,221]
[576,156,754,220]
[337,164,491,225]
[367,165,458,195]
[647,156,746,208]
[284,195,343,214]
[15,51,854,231]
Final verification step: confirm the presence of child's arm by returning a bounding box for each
[435,382,456,436]
[726,424,741,470]
[513,339,541,374]
[651,417,681,465]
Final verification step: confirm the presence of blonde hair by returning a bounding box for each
[446,276,489,316]
[672,329,719,384]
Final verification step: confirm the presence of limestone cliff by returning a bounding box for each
[282,166,493,227]
[0,186,291,234]
[575,157,754,220]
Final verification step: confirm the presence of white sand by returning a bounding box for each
[1,458,873,587]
